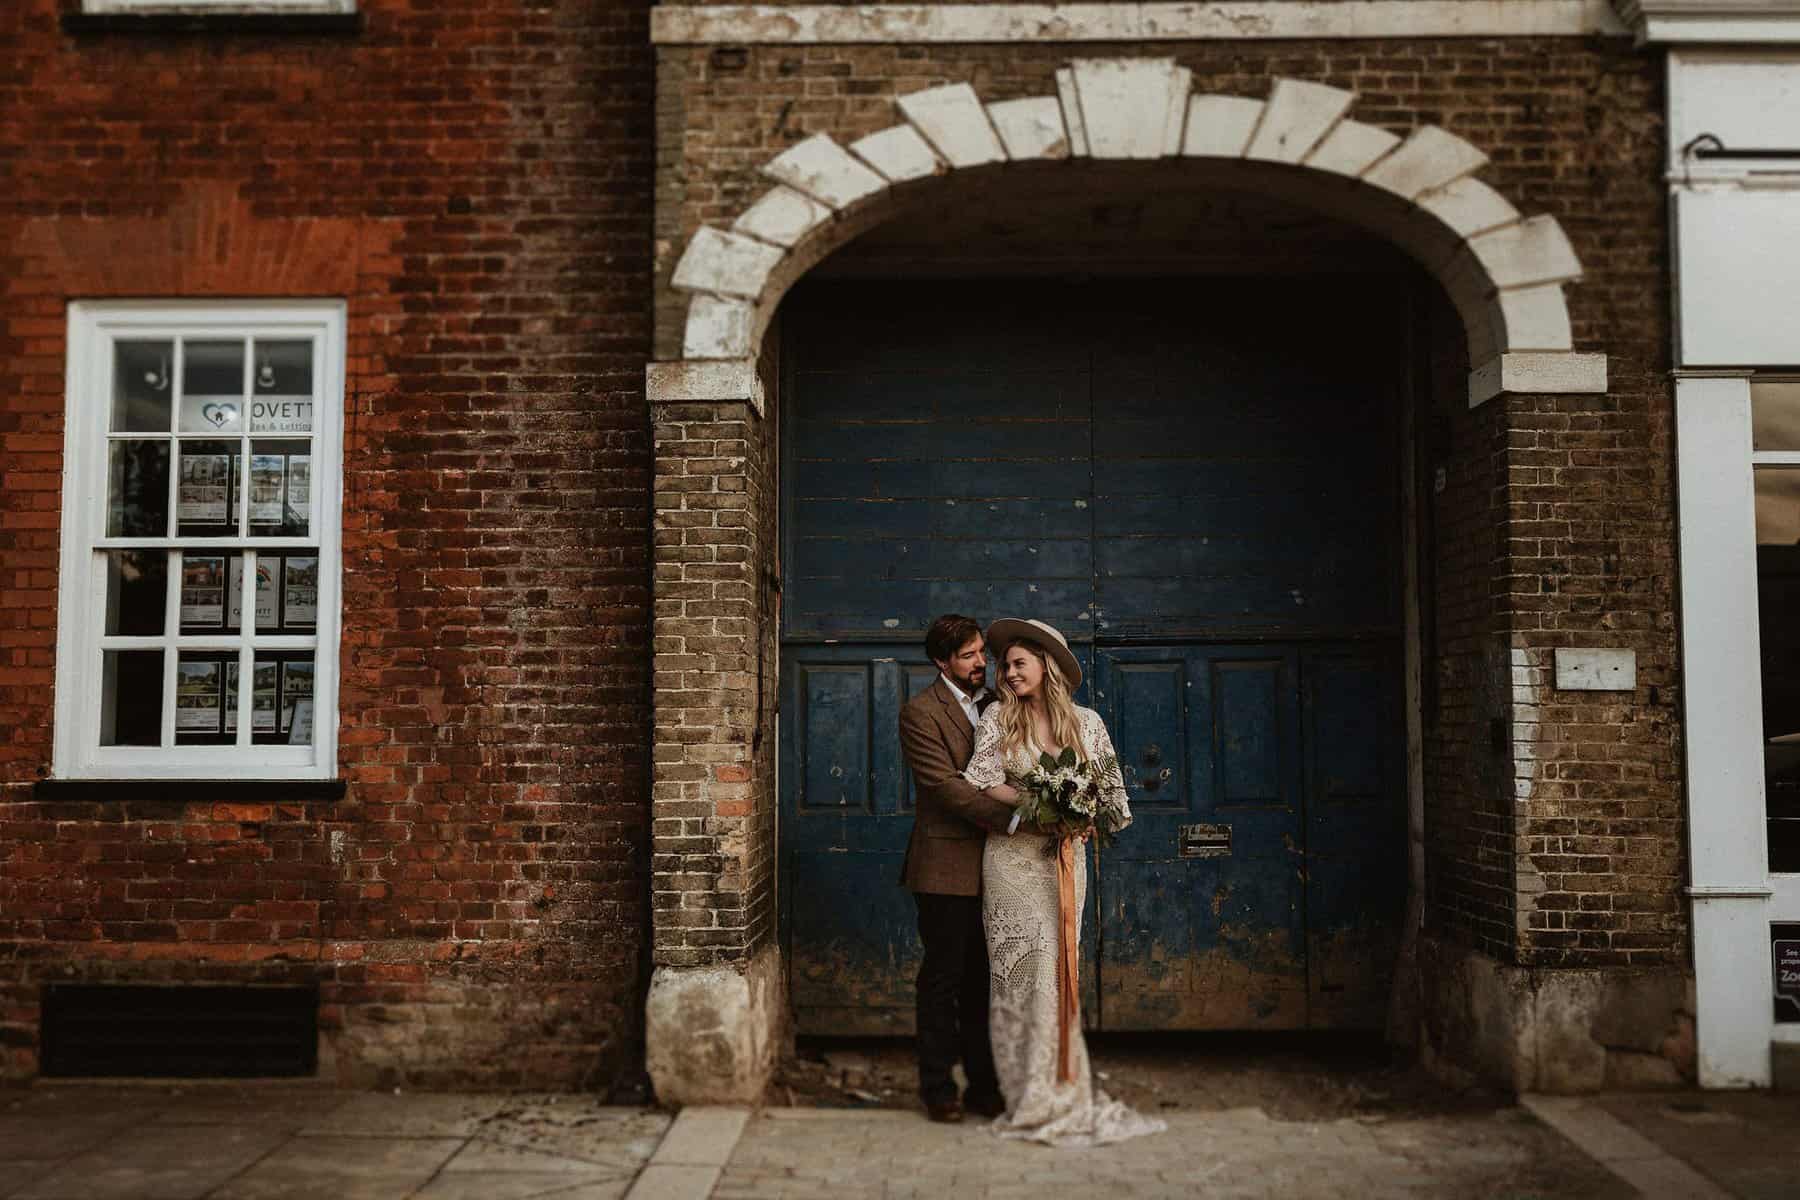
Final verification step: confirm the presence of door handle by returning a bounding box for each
[1134,744,1171,791]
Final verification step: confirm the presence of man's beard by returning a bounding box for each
[954,666,986,694]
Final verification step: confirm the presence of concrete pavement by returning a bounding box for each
[1,1085,670,1200]
[4,1081,1799,1198]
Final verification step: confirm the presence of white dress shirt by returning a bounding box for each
[942,673,1020,835]
[940,672,982,729]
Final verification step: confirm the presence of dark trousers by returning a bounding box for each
[913,891,1000,1106]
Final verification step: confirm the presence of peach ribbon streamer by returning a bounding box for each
[1055,836,1079,1084]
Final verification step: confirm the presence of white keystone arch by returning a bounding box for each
[661,59,1607,408]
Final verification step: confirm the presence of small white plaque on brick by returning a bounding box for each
[1553,648,1636,692]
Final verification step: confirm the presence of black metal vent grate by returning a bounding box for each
[41,984,318,1077]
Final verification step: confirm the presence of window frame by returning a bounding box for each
[1753,380,1800,885]
[54,300,346,781]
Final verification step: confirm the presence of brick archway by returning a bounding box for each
[661,59,1606,408]
[642,58,1614,1106]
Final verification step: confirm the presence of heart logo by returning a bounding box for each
[202,403,237,428]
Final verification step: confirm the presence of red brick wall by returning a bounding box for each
[0,0,656,1087]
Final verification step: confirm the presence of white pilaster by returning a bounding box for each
[1676,373,1773,1089]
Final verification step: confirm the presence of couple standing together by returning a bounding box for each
[898,613,1165,1148]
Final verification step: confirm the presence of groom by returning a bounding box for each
[898,613,1020,1123]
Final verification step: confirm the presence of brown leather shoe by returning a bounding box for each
[924,1098,964,1124]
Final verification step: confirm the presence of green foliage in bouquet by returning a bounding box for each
[1014,745,1126,849]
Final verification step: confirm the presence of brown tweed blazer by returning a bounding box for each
[897,678,1016,896]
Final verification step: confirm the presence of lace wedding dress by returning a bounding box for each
[964,704,1167,1147]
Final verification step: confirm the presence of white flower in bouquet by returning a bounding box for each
[1017,747,1123,847]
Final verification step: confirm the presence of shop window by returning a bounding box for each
[54,303,343,780]
[1755,381,1800,871]
[1777,923,1800,1024]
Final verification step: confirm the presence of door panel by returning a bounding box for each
[783,648,930,1033]
[1302,651,1406,1027]
[779,279,1406,1034]
[784,292,1094,647]
[1096,648,1308,1030]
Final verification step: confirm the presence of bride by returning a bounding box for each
[962,617,1166,1147]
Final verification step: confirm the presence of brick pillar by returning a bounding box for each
[642,362,784,1105]
[1420,384,1692,1093]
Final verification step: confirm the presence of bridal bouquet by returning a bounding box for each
[1015,747,1126,850]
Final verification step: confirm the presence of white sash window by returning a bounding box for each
[53,302,344,780]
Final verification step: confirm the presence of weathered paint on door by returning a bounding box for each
[780,279,1404,1034]
[1093,646,1403,1029]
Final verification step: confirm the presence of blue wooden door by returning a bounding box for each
[781,645,937,1034]
[1093,645,1402,1029]
[1094,647,1308,1028]
[780,279,1404,1033]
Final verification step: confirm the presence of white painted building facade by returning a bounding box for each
[1631,1,1800,1087]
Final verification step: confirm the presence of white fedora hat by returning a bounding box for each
[984,617,1082,691]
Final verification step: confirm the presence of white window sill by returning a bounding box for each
[82,1,356,13]
[64,3,361,34]
[35,778,347,802]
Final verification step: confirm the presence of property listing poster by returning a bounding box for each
[180,556,225,627]
[175,659,223,734]
[228,557,279,629]
[252,660,278,732]
[178,453,230,525]
[248,454,286,525]
[222,660,274,733]
[285,455,310,528]
[283,556,318,627]
[281,659,315,743]
[225,661,238,733]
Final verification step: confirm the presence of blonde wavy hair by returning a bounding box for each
[994,637,1088,761]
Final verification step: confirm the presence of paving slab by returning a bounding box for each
[0,1113,143,1163]
[468,1097,669,1170]
[440,1138,632,1176]
[209,1133,463,1200]
[1523,1095,1733,1200]
[145,1085,352,1131]
[648,1106,748,1167]
[1591,1091,1800,1200]
[0,1089,155,1125]
[625,1163,720,1200]
[13,1121,288,1200]
[296,1092,509,1139]
[414,1169,634,1200]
